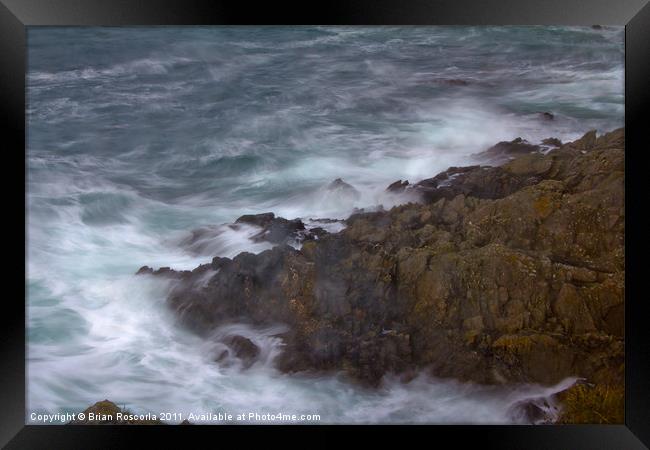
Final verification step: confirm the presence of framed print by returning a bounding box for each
[3,0,649,448]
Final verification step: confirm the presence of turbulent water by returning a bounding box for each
[27,26,624,424]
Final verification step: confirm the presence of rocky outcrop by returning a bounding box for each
[542,137,562,148]
[138,129,624,393]
[408,164,542,204]
[327,178,361,201]
[168,213,336,258]
[473,136,543,165]
[386,180,409,193]
[235,213,308,245]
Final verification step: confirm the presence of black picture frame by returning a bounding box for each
[3,0,649,448]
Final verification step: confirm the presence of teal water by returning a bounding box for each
[27,26,623,424]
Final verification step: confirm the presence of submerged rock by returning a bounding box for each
[221,335,261,368]
[142,128,624,393]
[327,178,361,200]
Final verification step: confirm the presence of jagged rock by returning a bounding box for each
[136,266,153,275]
[502,152,553,176]
[507,397,557,424]
[474,137,543,165]
[386,180,409,193]
[136,265,188,279]
[570,129,598,150]
[327,178,361,200]
[222,335,261,368]
[235,212,276,227]
[409,165,538,204]
[176,213,334,254]
[303,226,328,241]
[542,137,562,147]
[141,128,624,392]
[539,112,554,121]
[235,213,307,245]
[233,213,340,246]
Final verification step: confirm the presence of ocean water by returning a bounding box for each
[26,26,624,424]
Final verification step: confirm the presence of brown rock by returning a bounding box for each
[386,179,409,193]
[222,335,261,368]
[142,128,624,388]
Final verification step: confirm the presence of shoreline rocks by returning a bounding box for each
[472,136,543,165]
[236,212,307,245]
[171,212,343,259]
[542,137,562,148]
[386,179,410,194]
[137,128,624,401]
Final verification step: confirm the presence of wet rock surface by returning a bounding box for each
[473,136,543,165]
[139,129,624,392]
[386,179,410,193]
[507,397,559,424]
[219,335,261,368]
[236,213,307,245]
[174,212,337,255]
